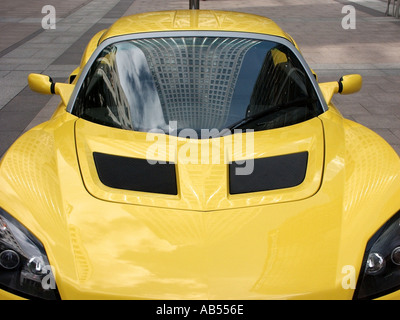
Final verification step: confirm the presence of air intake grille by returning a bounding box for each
[93,152,178,195]
[229,152,308,194]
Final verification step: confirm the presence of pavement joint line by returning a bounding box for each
[0,0,94,58]
[0,0,121,111]
[0,0,136,158]
[1,0,399,158]
[346,0,387,14]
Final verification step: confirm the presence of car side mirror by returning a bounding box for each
[338,74,362,95]
[28,73,75,106]
[319,74,362,104]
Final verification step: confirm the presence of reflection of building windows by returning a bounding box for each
[134,37,260,129]
[97,47,132,129]
[247,47,316,130]
[74,37,322,133]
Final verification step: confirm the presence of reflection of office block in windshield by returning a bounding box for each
[74,36,322,134]
[134,38,260,130]
[247,46,317,131]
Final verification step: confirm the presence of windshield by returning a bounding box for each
[72,36,323,135]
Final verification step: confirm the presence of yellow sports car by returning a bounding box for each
[0,6,400,300]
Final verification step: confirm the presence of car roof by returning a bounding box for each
[99,10,290,43]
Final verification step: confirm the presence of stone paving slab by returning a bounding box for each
[0,0,131,158]
[0,0,93,54]
[0,0,399,157]
[123,0,400,154]
[0,0,121,112]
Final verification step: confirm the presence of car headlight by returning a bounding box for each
[354,210,400,300]
[0,208,59,300]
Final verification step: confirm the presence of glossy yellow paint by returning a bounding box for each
[0,104,399,299]
[79,29,106,71]
[99,10,290,44]
[319,74,363,105]
[27,73,53,95]
[1,9,400,300]
[28,73,75,106]
[319,81,340,105]
[0,289,25,300]
[75,117,324,210]
[339,74,363,95]
[74,10,299,82]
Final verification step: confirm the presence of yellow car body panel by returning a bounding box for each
[75,117,324,210]
[72,10,298,83]
[1,10,400,300]
[1,106,399,299]
[99,10,290,44]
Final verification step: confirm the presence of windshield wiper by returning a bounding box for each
[224,97,317,133]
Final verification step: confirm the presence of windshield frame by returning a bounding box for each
[67,31,327,117]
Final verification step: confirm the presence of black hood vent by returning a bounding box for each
[93,151,308,197]
[229,152,308,194]
[93,152,178,195]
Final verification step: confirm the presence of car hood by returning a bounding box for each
[2,111,400,299]
[75,117,325,211]
[63,117,337,299]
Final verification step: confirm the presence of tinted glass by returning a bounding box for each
[73,37,322,135]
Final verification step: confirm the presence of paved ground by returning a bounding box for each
[0,0,399,158]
